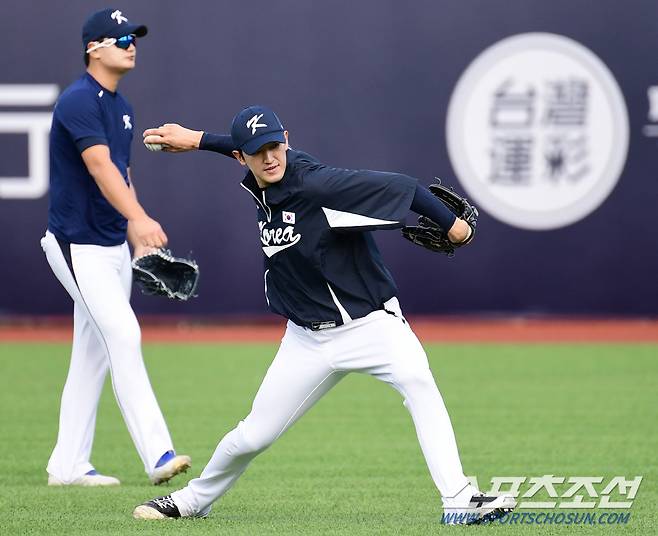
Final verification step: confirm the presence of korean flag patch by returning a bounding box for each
[282,211,296,224]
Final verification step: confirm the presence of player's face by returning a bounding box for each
[88,36,137,73]
[234,131,289,188]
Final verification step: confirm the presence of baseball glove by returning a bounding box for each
[132,248,199,300]
[401,180,478,257]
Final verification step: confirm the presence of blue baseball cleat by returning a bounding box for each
[149,450,191,485]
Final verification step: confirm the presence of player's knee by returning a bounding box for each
[236,421,277,455]
[102,320,141,351]
[242,429,276,454]
[395,367,437,394]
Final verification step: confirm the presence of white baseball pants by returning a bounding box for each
[41,230,173,482]
[172,298,469,516]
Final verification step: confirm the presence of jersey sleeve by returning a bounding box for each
[300,160,417,231]
[410,183,457,231]
[199,132,237,158]
[55,90,108,153]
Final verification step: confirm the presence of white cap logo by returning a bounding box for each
[111,10,128,24]
[246,114,267,135]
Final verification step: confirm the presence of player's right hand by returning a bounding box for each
[130,216,168,248]
[143,123,203,153]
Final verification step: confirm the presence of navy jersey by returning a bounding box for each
[240,150,416,329]
[48,73,134,245]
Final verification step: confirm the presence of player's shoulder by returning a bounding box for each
[59,74,100,100]
[287,149,323,170]
[115,90,132,109]
[55,75,103,115]
[286,149,333,199]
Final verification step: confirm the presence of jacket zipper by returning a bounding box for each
[239,183,272,222]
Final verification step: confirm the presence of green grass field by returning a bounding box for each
[1,342,656,535]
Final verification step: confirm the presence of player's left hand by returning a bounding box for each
[401,181,478,256]
[132,243,157,260]
[143,123,203,152]
[132,248,200,300]
[129,215,168,248]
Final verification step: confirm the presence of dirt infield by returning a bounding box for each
[1,318,657,343]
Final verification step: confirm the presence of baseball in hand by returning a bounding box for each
[144,141,169,152]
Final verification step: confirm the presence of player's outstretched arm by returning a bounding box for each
[143,123,236,157]
[302,161,474,246]
[411,184,473,244]
[82,145,168,248]
[402,181,478,255]
[143,123,203,152]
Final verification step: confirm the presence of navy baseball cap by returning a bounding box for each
[231,105,286,155]
[82,8,147,48]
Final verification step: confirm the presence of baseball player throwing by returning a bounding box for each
[133,106,515,524]
[41,8,190,487]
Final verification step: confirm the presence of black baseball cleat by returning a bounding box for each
[443,489,516,525]
[133,495,181,520]
[466,493,516,524]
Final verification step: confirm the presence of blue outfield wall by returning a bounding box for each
[1,0,657,317]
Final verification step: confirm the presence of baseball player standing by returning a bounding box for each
[134,106,515,524]
[40,8,190,487]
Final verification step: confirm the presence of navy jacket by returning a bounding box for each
[236,148,416,329]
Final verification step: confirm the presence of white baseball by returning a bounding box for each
[144,142,168,152]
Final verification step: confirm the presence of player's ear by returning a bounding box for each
[86,42,101,62]
[232,149,246,165]
[283,131,289,149]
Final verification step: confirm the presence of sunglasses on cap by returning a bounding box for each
[86,34,136,54]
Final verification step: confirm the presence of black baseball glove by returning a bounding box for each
[132,248,199,300]
[401,181,478,257]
